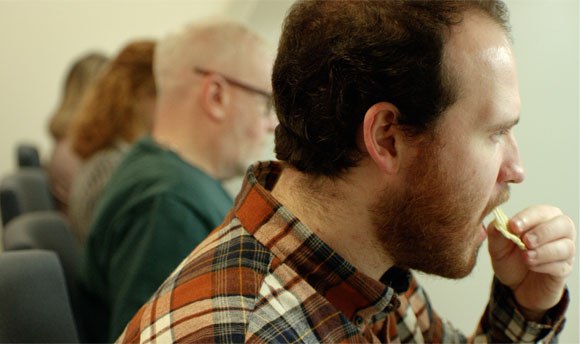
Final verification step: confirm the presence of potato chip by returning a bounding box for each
[492,207,526,250]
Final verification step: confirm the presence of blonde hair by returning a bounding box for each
[48,52,109,140]
[70,40,156,160]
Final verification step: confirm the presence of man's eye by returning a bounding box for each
[494,129,510,137]
[490,128,510,143]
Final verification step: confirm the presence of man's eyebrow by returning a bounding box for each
[489,116,520,132]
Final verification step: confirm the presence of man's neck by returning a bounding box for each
[270,164,395,281]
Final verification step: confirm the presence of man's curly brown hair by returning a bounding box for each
[273,0,510,177]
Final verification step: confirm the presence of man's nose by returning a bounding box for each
[499,133,525,184]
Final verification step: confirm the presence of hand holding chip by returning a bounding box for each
[487,205,576,321]
[492,208,527,250]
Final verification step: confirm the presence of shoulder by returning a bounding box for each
[96,139,186,205]
[114,138,233,215]
[113,138,205,191]
[76,148,124,185]
[118,218,273,343]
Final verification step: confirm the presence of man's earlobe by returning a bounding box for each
[200,75,229,121]
[363,102,401,174]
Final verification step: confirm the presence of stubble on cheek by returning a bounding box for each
[370,144,493,279]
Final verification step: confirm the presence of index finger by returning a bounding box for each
[521,214,577,250]
[510,205,564,235]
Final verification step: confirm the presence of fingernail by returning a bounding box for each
[513,219,523,232]
[527,250,537,260]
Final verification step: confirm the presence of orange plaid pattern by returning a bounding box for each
[117,161,568,344]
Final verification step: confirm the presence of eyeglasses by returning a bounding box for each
[193,67,273,117]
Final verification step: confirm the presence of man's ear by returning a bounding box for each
[199,74,230,121]
[363,102,402,174]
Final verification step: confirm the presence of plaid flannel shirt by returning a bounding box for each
[117,161,568,344]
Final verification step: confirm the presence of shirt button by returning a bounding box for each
[354,315,365,327]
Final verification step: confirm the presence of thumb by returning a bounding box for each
[487,220,526,288]
[487,220,516,261]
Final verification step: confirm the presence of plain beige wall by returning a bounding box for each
[0,0,577,342]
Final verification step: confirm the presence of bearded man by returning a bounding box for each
[116,1,575,343]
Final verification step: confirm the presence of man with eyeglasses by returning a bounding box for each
[80,18,276,343]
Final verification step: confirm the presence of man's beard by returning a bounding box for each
[370,143,509,279]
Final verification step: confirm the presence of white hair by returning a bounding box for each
[154,17,266,95]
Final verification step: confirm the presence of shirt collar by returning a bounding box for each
[234,161,405,323]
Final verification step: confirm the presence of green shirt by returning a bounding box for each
[80,136,233,342]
